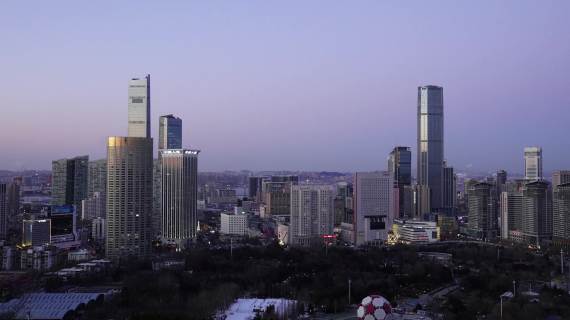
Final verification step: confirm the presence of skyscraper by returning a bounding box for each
[248,176,268,200]
[467,182,497,240]
[51,156,89,213]
[158,114,182,150]
[87,159,107,198]
[521,180,551,246]
[289,184,334,246]
[106,137,153,259]
[0,184,6,240]
[524,147,543,180]
[388,146,412,218]
[553,183,570,247]
[85,159,107,219]
[128,74,151,138]
[442,163,456,215]
[417,85,444,214]
[106,75,154,260]
[354,171,394,245]
[388,146,412,187]
[160,149,199,248]
[553,170,570,189]
[500,190,523,240]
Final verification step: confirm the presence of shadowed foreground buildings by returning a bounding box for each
[160,149,199,249]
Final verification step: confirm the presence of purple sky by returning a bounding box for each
[1,1,569,174]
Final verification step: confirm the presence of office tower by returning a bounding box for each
[334,182,353,225]
[388,147,412,218]
[48,205,78,244]
[6,179,20,234]
[417,85,444,214]
[152,159,161,237]
[248,176,268,200]
[51,156,89,213]
[0,185,6,240]
[553,183,570,247]
[22,219,51,247]
[495,170,507,199]
[87,159,107,197]
[500,191,523,240]
[467,182,497,240]
[354,171,394,245]
[553,171,570,189]
[524,147,543,180]
[388,146,412,186]
[289,185,334,246]
[85,159,107,219]
[261,181,292,216]
[81,192,105,220]
[160,149,199,248]
[106,136,153,260]
[128,74,151,138]
[442,163,456,215]
[158,115,182,150]
[521,180,551,246]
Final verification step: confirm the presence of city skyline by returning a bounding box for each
[1,1,569,173]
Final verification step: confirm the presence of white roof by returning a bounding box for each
[223,298,295,320]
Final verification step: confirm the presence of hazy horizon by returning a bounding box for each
[1,1,569,173]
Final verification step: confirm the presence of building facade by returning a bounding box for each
[524,147,543,180]
[128,75,151,138]
[220,213,248,236]
[553,183,570,247]
[442,163,456,215]
[388,146,412,218]
[553,171,570,189]
[289,185,334,246]
[51,156,89,213]
[467,182,497,240]
[160,149,199,248]
[354,171,394,245]
[158,115,182,150]
[105,137,153,260]
[417,85,444,214]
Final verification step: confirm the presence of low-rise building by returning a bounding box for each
[391,219,439,244]
[221,212,248,236]
[20,246,56,271]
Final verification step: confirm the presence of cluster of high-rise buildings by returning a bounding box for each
[249,86,455,247]
[1,75,200,263]
[466,148,570,248]
[3,80,570,265]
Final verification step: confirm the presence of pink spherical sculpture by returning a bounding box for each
[356,295,393,320]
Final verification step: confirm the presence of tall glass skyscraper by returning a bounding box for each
[128,74,151,138]
[158,114,182,150]
[417,85,444,214]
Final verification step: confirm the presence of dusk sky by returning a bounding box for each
[1,1,569,174]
